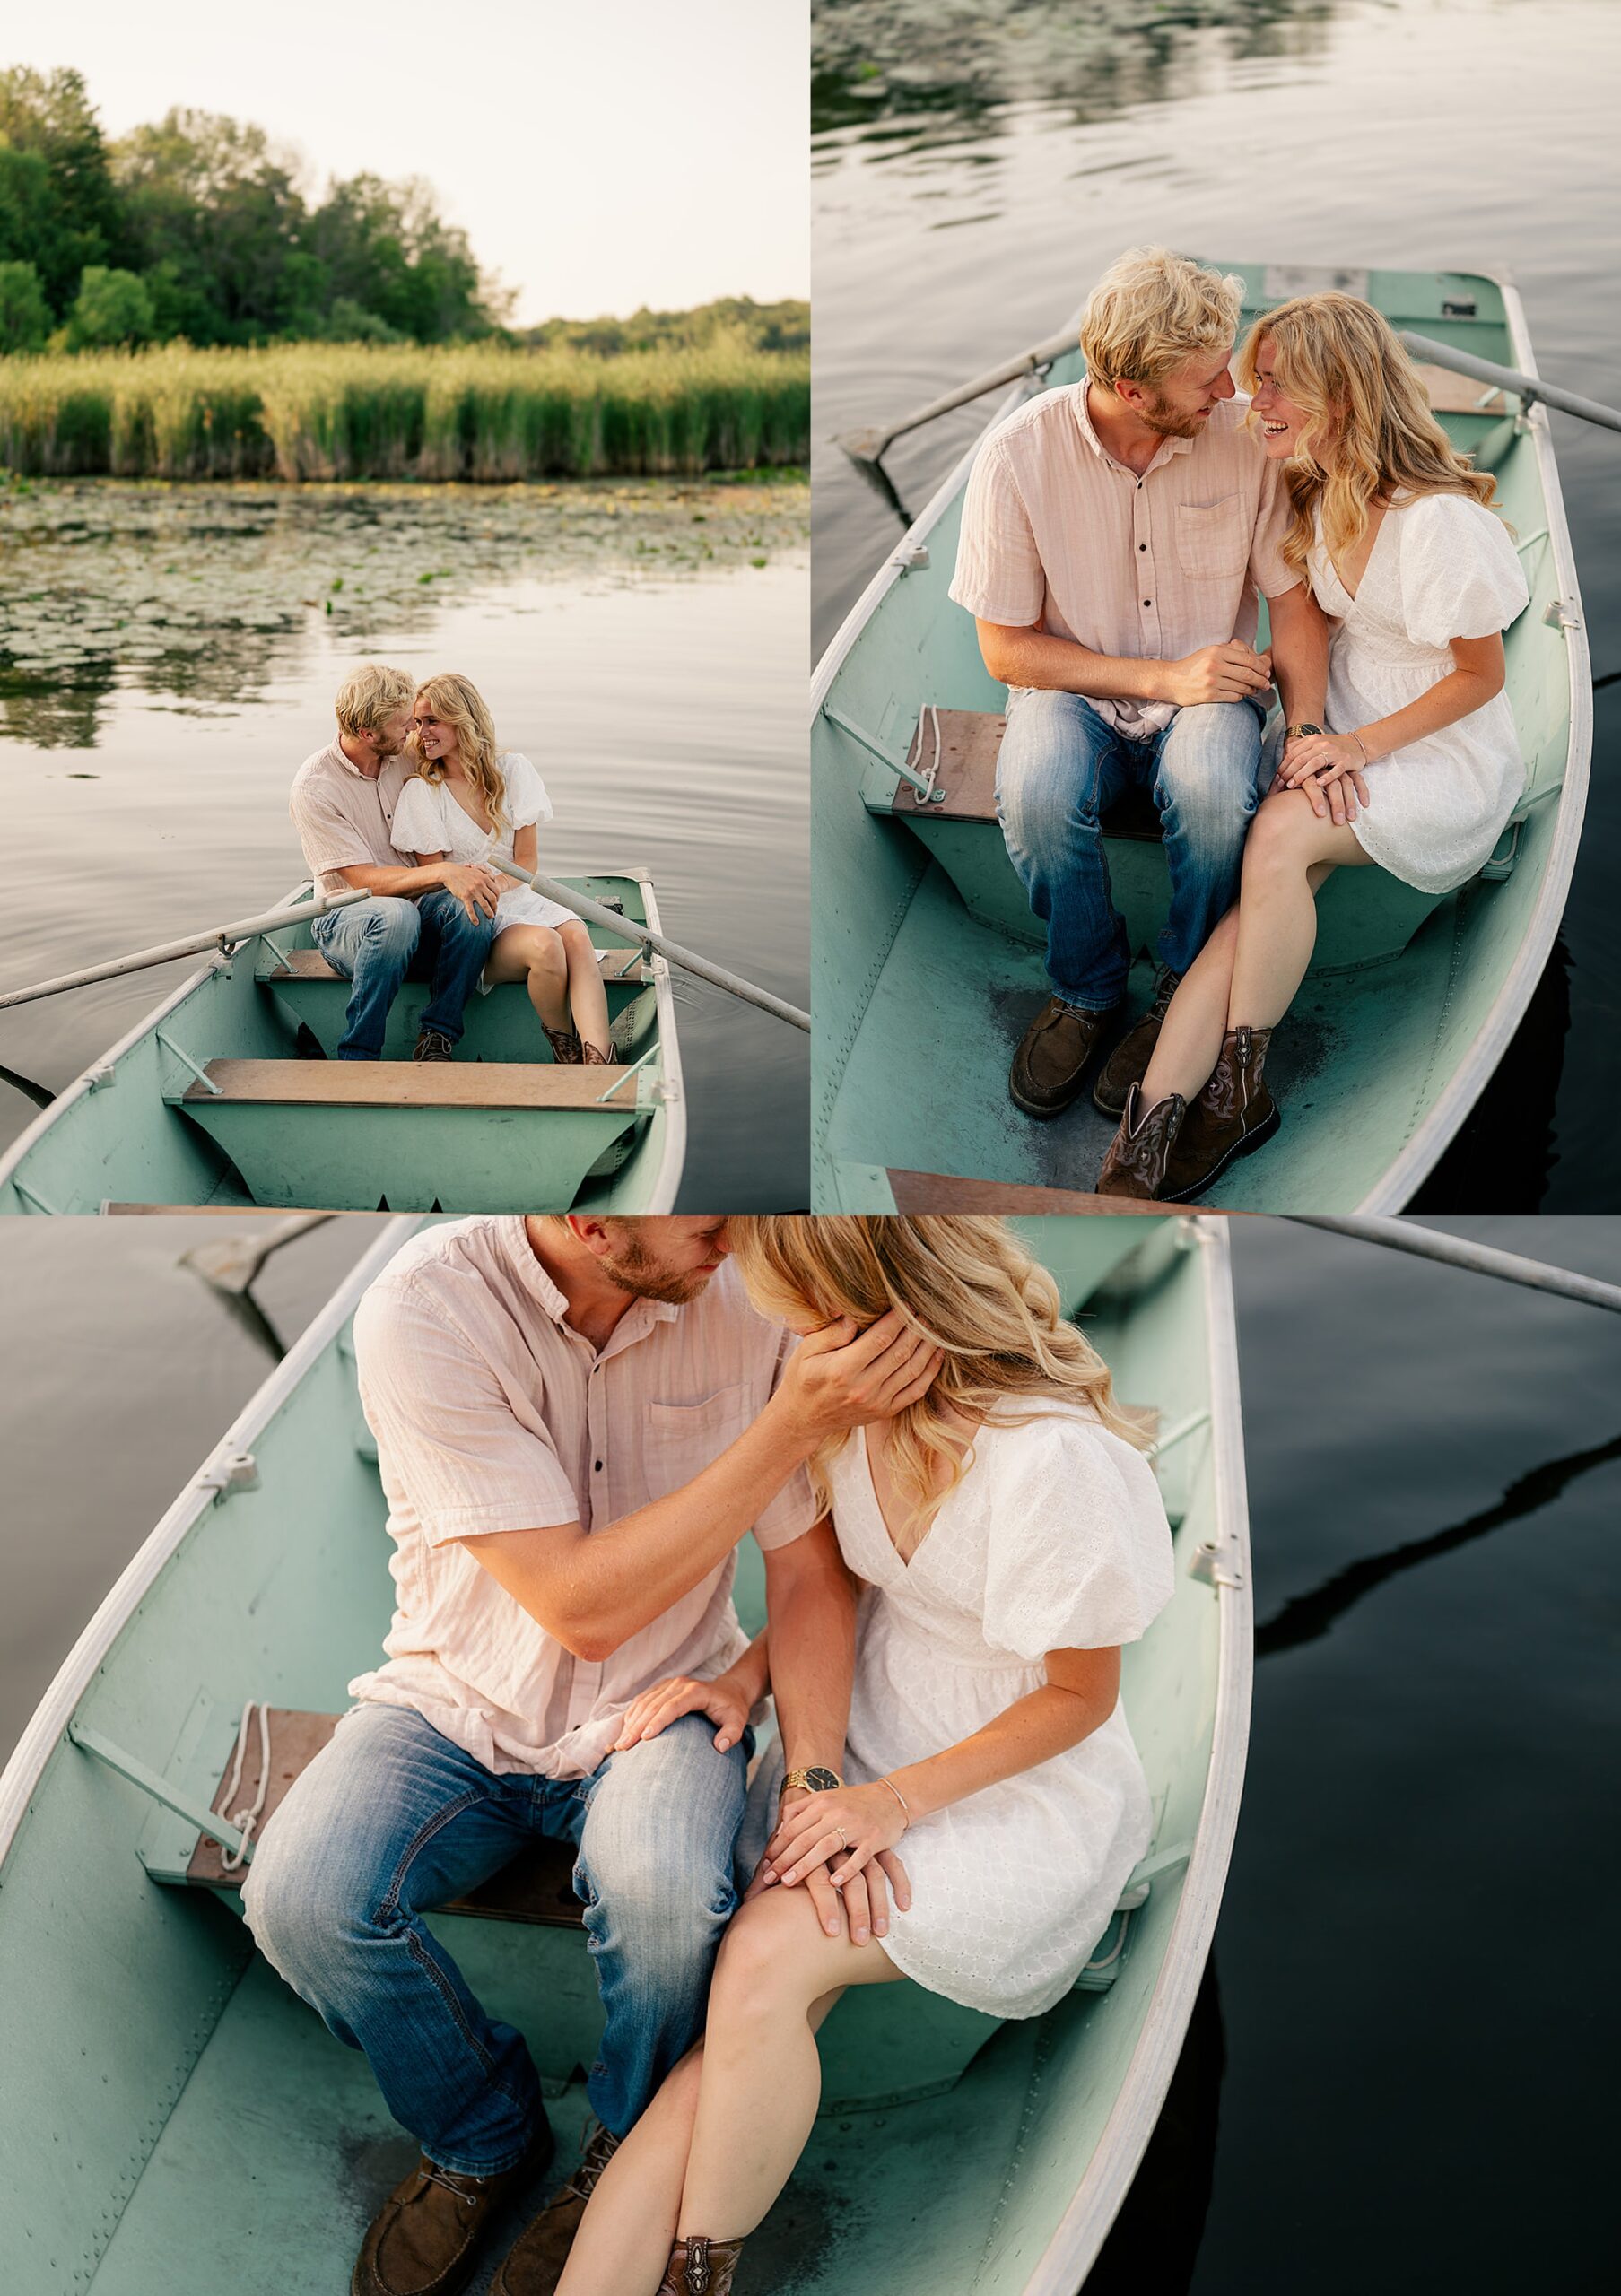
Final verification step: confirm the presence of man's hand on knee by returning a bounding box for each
[1165,642,1273,709]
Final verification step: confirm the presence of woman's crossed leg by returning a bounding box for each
[484,918,612,1063]
[555,1882,903,2295]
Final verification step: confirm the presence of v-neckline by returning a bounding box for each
[442,774,495,837]
[1319,498,1396,606]
[858,1422,944,1573]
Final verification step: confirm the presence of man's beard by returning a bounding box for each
[597,1230,715,1307]
[1140,395,1206,440]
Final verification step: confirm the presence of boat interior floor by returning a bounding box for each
[822,852,1483,1212]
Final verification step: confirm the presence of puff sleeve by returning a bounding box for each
[389,776,444,856]
[980,1413,1174,1660]
[501,752,554,831]
[1399,493,1529,648]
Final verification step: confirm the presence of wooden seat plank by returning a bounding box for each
[260,947,649,986]
[184,1060,644,1109]
[187,1709,585,1928]
[1415,362,1510,417]
[891,709,1162,838]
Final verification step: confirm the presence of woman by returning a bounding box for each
[389,674,613,1064]
[1097,292,1530,1201]
[555,1214,1174,2296]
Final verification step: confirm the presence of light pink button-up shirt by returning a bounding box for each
[949,381,1296,739]
[347,1219,818,1777]
[290,738,415,896]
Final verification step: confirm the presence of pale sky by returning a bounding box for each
[6,0,808,324]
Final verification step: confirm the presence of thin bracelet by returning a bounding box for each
[1350,728,1370,764]
[877,1775,911,1830]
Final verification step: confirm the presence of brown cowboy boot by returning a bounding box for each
[1095,1083,1188,1200]
[491,2120,620,2296]
[353,2121,553,2296]
[543,1023,582,1065]
[1163,1025,1280,1202]
[657,2235,748,2295]
[1092,967,1182,1117]
[1009,996,1118,1118]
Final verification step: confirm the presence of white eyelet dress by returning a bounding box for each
[758,1403,1174,2020]
[1309,491,1529,894]
[389,752,579,987]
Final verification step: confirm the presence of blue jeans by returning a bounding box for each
[310,887,496,1060]
[241,1702,751,2173]
[996,690,1269,1011]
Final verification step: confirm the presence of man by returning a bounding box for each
[242,1213,935,2296]
[949,245,1329,1123]
[289,663,505,1062]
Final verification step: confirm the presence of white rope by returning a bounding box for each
[217,1700,271,1871]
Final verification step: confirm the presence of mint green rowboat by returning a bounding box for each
[0,873,684,1214]
[812,265,1590,1213]
[0,1212,1250,2294]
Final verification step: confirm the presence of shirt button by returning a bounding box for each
[1138,542,1146,551]
[1143,599,1152,607]
[594,1459,603,1472]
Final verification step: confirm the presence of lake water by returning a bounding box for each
[0,1210,1614,2292]
[812,0,1621,1211]
[0,478,809,1208]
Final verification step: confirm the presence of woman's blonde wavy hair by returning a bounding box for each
[410,673,508,831]
[1239,293,1499,579]
[729,1215,1148,1535]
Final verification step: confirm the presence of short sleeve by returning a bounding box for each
[752,1322,820,1552]
[980,1413,1173,1659]
[1399,493,1529,648]
[290,779,375,880]
[948,436,1046,628]
[353,1277,580,1545]
[388,776,443,857]
[501,752,553,831]
[1249,455,1297,600]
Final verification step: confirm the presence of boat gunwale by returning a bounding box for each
[0,869,688,1213]
[0,1213,423,1872]
[811,266,1592,1214]
[1024,1217,1253,2293]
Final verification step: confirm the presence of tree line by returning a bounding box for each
[0,67,805,361]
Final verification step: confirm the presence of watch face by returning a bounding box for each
[802,1767,841,1793]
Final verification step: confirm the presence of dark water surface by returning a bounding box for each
[812,0,1621,1211]
[0,1212,1614,2291]
[0,482,809,1208]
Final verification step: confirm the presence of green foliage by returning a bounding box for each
[522,296,809,358]
[0,257,48,352]
[0,67,125,311]
[0,335,809,480]
[64,265,154,349]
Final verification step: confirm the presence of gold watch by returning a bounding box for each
[1287,722,1324,739]
[781,1766,841,1795]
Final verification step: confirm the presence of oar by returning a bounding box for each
[834,326,1081,465]
[491,859,810,1034]
[1287,1215,1621,1316]
[0,888,370,1013]
[1398,332,1621,435]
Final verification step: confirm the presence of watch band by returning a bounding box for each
[1287,721,1324,739]
[781,1766,842,1795]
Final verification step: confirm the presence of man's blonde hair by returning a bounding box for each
[1081,247,1245,393]
[334,663,414,739]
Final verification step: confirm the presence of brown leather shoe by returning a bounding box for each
[1163,1025,1280,1201]
[658,2235,748,2295]
[353,2121,553,2296]
[491,2120,620,2296]
[1092,968,1182,1117]
[1009,996,1118,1118]
[413,1028,456,1063]
[1096,1083,1188,1200]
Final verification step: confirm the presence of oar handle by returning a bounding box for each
[835,326,1082,465]
[492,860,811,1035]
[1399,331,1621,436]
[0,887,368,1013]
[1288,1216,1621,1316]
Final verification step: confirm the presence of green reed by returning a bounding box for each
[0,334,809,480]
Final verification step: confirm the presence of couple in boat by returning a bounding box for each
[240,1213,1172,2296]
[289,665,612,1068]
[951,246,1529,1201]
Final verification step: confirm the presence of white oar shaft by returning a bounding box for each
[0,889,368,1013]
[1289,1216,1621,1317]
[494,861,810,1034]
[835,326,1082,464]
[1399,331,1621,435]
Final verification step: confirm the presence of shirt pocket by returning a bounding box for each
[1175,495,1248,583]
[643,1381,752,1495]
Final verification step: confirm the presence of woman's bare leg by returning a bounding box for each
[484,924,571,1031]
[559,918,613,1060]
[1138,906,1240,1105]
[675,1886,902,2245]
[1225,789,1368,1030]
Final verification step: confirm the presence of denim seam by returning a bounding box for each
[375,1785,490,1922]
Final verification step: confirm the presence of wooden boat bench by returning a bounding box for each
[862,704,1530,973]
[164,1058,653,1213]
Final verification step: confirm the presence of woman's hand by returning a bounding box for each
[1278,730,1372,826]
[766,1781,909,1889]
[612,1670,752,1753]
